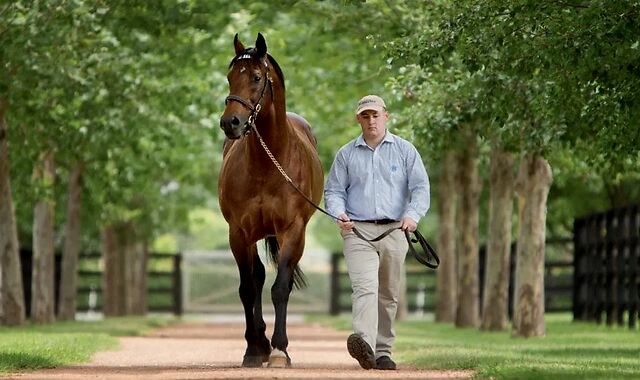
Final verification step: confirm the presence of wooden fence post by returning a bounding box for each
[605,210,616,326]
[573,218,586,321]
[596,214,607,324]
[629,206,639,328]
[172,254,183,316]
[330,253,341,315]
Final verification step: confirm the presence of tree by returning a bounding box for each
[0,0,67,324]
[0,98,25,325]
[384,9,490,326]
[57,161,83,320]
[481,148,515,330]
[394,0,560,335]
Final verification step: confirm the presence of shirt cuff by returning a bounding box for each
[327,206,345,219]
[404,210,420,224]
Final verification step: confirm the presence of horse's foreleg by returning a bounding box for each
[231,237,263,367]
[251,247,271,362]
[269,228,306,368]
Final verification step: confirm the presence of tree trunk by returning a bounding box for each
[512,154,552,338]
[481,148,515,331]
[130,239,148,315]
[455,136,482,328]
[31,150,56,324]
[0,99,26,326]
[122,222,138,315]
[102,224,124,316]
[435,150,457,322]
[57,161,84,321]
[128,226,148,316]
[102,222,148,316]
[122,224,133,314]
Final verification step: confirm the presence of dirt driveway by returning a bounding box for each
[12,315,473,379]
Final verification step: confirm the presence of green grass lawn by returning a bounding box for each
[308,313,640,380]
[0,316,175,373]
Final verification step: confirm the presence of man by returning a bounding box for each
[324,95,430,370]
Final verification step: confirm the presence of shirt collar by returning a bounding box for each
[355,131,395,148]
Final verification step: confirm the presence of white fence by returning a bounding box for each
[182,249,331,314]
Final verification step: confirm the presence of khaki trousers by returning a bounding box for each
[341,221,408,359]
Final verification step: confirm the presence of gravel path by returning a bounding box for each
[12,316,473,379]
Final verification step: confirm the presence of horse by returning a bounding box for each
[218,33,324,368]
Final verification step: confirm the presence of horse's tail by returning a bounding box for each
[265,236,308,290]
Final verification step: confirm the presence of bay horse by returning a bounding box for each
[218,33,324,368]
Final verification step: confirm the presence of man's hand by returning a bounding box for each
[336,213,354,232]
[400,217,417,232]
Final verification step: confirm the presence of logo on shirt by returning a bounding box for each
[391,165,398,172]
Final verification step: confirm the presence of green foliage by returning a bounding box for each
[2,1,235,246]
[152,233,178,253]
[2,0,638,252]
[380,0,640,237]
[2,0,412,250]
[387,0,639,158]
[179,208,229,251]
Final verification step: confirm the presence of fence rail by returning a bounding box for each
[330,238,573,316]
[19,249,182,316]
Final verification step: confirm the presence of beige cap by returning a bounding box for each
[355,95,386,115]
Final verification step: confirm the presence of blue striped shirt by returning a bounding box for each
[324,131,430,223]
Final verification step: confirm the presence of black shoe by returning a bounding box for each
[346,334,375,370]
[376,355,396,370]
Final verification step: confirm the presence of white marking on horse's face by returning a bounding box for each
[240,66,246,73]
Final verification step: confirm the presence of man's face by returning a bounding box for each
[357,109,388,141]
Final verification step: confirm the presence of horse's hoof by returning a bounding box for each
[267,348,291,368]
[260,340,272,362]
[242,355,263,368]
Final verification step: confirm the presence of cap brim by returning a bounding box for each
[356,105,385,115]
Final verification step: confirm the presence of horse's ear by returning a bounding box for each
[255,33,267,58]
[234,33,245,55]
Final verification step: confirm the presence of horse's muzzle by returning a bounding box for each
[220,115,249,139]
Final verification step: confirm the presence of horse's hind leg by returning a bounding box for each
[231,235,268,367]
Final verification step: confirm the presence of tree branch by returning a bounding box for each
[549,1,590,9]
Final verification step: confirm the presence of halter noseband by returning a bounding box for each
[224,57,273,135]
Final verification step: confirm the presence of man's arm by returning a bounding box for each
[403,145,430,230]
[324,150,349,224]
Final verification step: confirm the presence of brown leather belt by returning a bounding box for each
[356,219,398,225]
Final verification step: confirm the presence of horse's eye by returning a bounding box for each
[253,75,261,83]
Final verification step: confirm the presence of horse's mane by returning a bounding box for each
[228,49,285,89]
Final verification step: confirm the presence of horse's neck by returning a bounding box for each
[246,107,292,165]
[245,81,292,167]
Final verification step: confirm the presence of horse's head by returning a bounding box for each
[220,33,275,140]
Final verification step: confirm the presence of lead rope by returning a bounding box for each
[250,124,439,269]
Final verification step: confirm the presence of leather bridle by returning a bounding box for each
[224,59,273,135]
